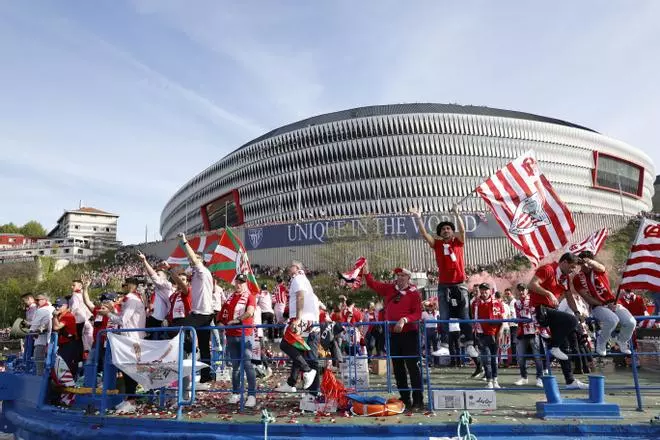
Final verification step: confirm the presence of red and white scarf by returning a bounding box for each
[220,291,250,324]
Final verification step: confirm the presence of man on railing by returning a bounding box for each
[29,293,54,375]
[364,262,424,410]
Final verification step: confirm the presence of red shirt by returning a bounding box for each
[571,270,615,305]
[93,304,121,345]
[330,311,342,322]
[618,294,647,316]
[473,296,504,336]
[220,291,256,337]
[340,307,363,323]
[365,274,422,332]
[57,311,78,345]
[530,263,567,308]
[433,238,465,284]
[273,284,288,305]
[514,295,538,336]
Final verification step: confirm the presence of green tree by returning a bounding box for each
[0,223,20,234]
[20,220,47,237]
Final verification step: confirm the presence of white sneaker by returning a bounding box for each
[466,345,479,358]
[228,394,240,404]
[486,380,494,389]
[302,369,317,389]
[475,371,485,380]
[196,382,212,391]
[431,346,450,356]
[617,339,632,355]
[493,379,501,389]
[566,379,589,390]
[543,369,549,376]
[550,347,568,360]
[275,383,297,393]
[245,395,256,408]
[115,400,136,414]
[514,377,528,386]
[536,378,544,388]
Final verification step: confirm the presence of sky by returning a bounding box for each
[1,1,658,245]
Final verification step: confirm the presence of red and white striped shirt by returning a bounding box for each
[273,283,288,305]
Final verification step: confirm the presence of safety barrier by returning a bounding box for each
[9,314,660,417]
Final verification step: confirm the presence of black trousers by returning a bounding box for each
[509,325,518,365]
[280,332,320,394]
[537,306,578,349]
[389,331,423,405]
[261,312,275,340]
[181,313,214,382]
[145,316,165,340]
[58,340,80,378]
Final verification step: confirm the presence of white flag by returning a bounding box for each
[108,332,207,390]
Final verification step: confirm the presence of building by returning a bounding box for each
[653,175,660,212]
[0,207,121,264]
[0,234,38,249]
[159,104,656,268]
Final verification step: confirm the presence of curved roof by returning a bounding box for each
[240,103,597,150]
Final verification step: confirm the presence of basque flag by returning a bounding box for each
[166,233,221,267]
[208,228,260,294]
[475,150,575,266]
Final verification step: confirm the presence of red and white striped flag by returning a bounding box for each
[475,150,575,266]
[619,218,660,292]
[569,228,609,256]
[338,257,367,290]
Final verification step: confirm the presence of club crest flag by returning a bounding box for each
[475,150,575,266]
[208,228,260,293]
[338,257,367,290]
[107,331,207,390]
[167,233,221,267]
[569,228,609,256]
[619,218,660,292]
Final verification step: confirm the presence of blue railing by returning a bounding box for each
[9,314,660,417]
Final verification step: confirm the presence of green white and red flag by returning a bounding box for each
[166,233,221,267]
[208,228,259,293]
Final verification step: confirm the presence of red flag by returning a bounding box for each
[568,228,609,256]
[475,150,575,266]
[619,218,660,292]
[208,228,260,294]
[338,257,366,290]
[167,233,221,267]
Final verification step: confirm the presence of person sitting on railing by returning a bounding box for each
[29,293,54,376]
[98,277,146,414]
[571,251,636,356]
[51,298,80,378]
[217,273,257,408]
[473,283,504,389]
[513,283,544,388]
[364,262,424,410]
[528,253,588,390]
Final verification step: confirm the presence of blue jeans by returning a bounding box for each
[425,327,440,366]
[437,284,473,345]
[226,335,256,396]
[516,334,544,379]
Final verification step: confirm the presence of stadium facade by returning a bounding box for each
[159,104,655,268]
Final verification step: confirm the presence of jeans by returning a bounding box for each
[509,326,518,365]
[592,304,636,348]
[425,327,440,366]
[226,336,256,396]
[389,331,423,405]
[437,284,473,345]
[181,313,215,382]
[448,331,462,366]
[34,344,47,376]
[280,331,320,394]
[516,334,543,379]
[478,334,499,380]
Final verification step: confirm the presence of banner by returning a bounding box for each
[108,332,207,390]
[620,218,660,292]
[244,213,503,251]
[568,228,608,256]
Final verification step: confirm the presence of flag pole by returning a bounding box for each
[616,171,626,218]
[454,188,478,209]
[613,218,644,303]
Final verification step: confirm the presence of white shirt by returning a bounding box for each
[190,262,213,315]
[110,292,146,340]
[29,305,54,346]
[288,273,320,324]
[151,273,174,321]
[501,302,511,330]
[507,299,517,320]
[212,285,224,312]
[25,303,37,325]
[257,290,274,314]
[70,292,92,324]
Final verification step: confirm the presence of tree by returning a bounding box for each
[0,223,20,234]
[20,220,47,237]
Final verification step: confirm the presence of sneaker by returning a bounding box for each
[486,380,494,389]
[616,339,632,355]
[228,394,240,404]
[493,379,501,389]
[431,346,450,356]
[466,345,479,358]
[475,371,485,380]
[274,383,297,393]
[513,377,528,386]
[536,378,544,388]
[196,382,212,391]
[245,395,256,408]
[550,347,568,361]
[302,369,317,389]
[470,368,484,379]
[566,379,589,390]
[543,369,549,376]
[115,400,136,414]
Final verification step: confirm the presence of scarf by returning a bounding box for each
[220,291,250,324]
[442,240,457,262]
[338,257,366,290]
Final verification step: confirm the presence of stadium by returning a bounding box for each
[159,104,655,268]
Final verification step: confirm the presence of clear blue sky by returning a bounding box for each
[1,1,658,244]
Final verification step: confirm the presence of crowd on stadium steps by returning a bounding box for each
[18,213,659,415]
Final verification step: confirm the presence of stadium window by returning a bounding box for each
[64,249,70,254]
[593,152,644,197]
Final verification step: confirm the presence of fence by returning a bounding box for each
[7,315,660,418]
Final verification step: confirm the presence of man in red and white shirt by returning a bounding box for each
[512,284,544,388]
[573,251,636,356]
[257,284,275,341]
[170,272,193,329]
[272,276,288,340]
[412,207,479,359]
[52,298,79,377]
[69,278,93,361]
[529,252,587,390]
[618,290,649,321]
[472,283,504,389]
[365,263,423,410]
[138,252,173,340]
